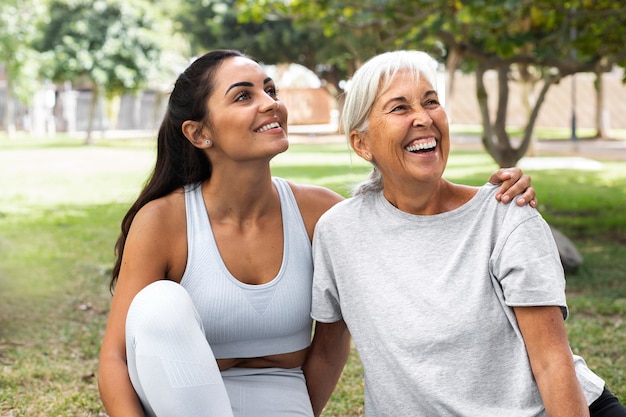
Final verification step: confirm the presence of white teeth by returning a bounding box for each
[256,122,280,132]
[405,139,436,152]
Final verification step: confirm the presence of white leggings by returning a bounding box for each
[125,280,313,417]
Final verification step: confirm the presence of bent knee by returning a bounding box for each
[126,280,200,338]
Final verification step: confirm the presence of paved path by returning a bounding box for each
[449,134,626,163]
[288,128,626,163]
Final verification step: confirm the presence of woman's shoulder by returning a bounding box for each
[121,188,188,283]
[476,183,540,225]
[133,188,186,231]
[278,180,344,238]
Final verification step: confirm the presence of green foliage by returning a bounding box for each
[234,0,404,90]
[236,0,626,167]
[0,0,46,103]
[35,0,162,97]
[175,0,318,66]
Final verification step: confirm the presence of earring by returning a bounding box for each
[364,153,371,161]
[205,139,212,146]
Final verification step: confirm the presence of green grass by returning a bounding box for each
[0,137,625,416]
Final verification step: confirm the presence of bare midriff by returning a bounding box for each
[217,347,309,371]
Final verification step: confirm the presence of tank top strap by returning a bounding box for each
[271,177,309,244]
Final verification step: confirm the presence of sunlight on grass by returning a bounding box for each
[0,147,155,213]
[273,144,362,166]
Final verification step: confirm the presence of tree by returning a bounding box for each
[572,0,626,139]
[435,1,626,166]
[234,0,437,120]
[175,1,306,64]
[36,0,162,144]
[0,0,46,138]
[175,0,354,100]
[253,0,626,166]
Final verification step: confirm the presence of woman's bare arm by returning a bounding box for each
[303,320,352,417]
[98,197,185,416]
[515,306,589,417]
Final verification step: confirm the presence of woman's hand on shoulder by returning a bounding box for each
[488,167,537,208]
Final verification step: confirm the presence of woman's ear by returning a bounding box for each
[182,120,210,149]
[350,130,372,161]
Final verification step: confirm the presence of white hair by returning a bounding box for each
[341,50,439,195]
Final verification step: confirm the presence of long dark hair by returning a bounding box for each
[110,49,250,290]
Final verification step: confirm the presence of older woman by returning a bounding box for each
[311,50,624,417]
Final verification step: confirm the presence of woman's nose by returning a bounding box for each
[261,95,279,112]
[412,109,432,127]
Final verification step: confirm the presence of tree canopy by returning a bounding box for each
[235,0,626,166]
[2,0,625,161]
[0,0,46,136]
[35,0,162,143]
[173,0,354,96]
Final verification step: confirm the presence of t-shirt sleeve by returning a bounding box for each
[491,212,568,319]
[311,222,343,323]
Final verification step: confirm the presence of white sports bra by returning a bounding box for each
[180,178,313,359]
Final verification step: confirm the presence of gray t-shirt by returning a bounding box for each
[311,183,604,417]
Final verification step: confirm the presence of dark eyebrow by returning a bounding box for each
[225,81,253,96]
[225,77,274,96]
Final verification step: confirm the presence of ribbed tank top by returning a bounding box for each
[180,177,313,359]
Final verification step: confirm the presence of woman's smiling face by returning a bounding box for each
[205,56,289,161]
[360,69,450,190]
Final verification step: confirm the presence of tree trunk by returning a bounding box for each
[478,65,521,167]
[521,72,561,158]
[476,64,494,153]
[594,70,608,139]
[478,64,557,168]
[519,64,537,156]
[86,87,98,145]
[493,66,510,147]
[445,46,462,123]
[5,72,16,139]
[106,94,121,130]
[492,66,526,167]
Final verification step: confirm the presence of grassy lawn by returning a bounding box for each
[0,136,624,416]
